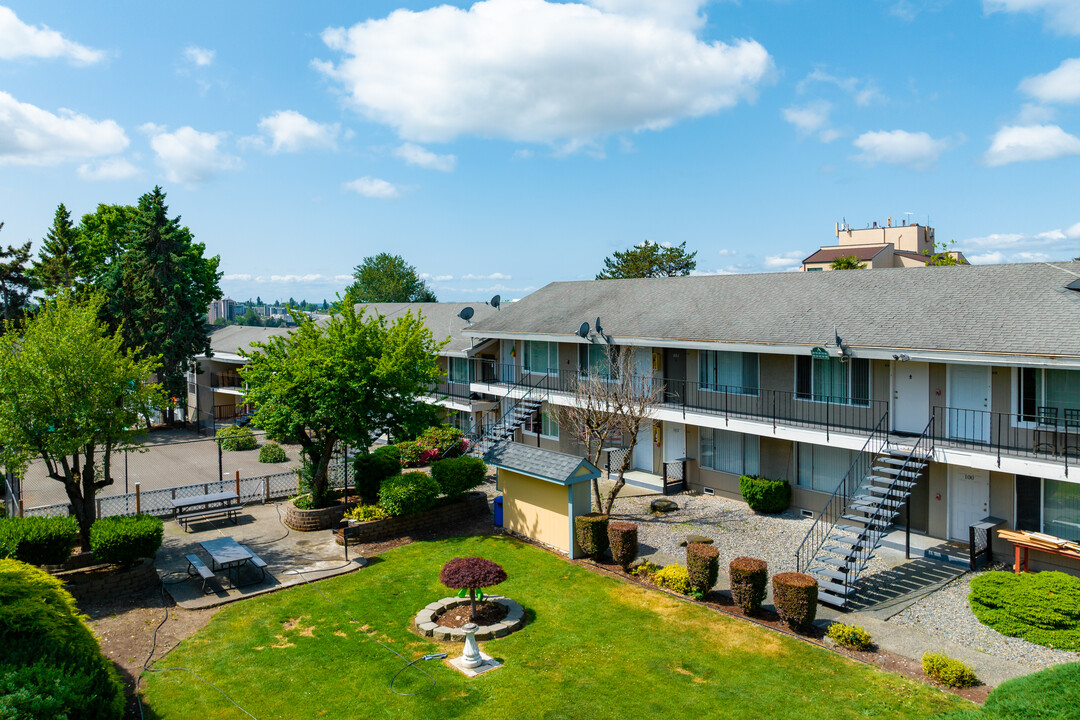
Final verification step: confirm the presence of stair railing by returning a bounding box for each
[795,412,889,573]
[453,372,550,458]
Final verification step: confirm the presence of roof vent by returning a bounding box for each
[1068,279,1080,292]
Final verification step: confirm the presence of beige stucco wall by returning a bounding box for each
[761,354,792,393]
[501,468,572,554]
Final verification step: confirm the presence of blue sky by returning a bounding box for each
[0,0,1078,304]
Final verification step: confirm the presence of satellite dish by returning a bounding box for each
[458,306,474,324]
[577,322,590,338]
[595,317,603,335]
[489,295,501,310]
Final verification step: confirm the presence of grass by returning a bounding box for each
[935,662,1080,720]
[143,535,967,719]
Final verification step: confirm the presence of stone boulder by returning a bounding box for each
[678,535,714,547]
[650,498,679,513]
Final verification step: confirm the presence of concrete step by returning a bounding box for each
[818,588,848,608]
[810,566,850,582]
[872,465,924,478]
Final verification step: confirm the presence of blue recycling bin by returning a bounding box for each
[493,495,503,527]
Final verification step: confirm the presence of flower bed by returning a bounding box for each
[335,491,489,545]
[413,595,525,641]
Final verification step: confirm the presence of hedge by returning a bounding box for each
[378,471,441,517]
[608,522,638,570]
[258,442,288,463]
[345,504,390,522]
[826,622,873,651]
[0,559,124,719]
[686,543,719,596]
[739,475,791,514]
[89,514,164,564]
[969,570,1080,651]
[431,456,487,499]
[772,572,818,632]
[729,556,768,615]
[216,424,257,451]
[0,516,78,566]
[574,513,609,559]
[354,445,403,504]
[923,652,978,688]
[653,565,691,595]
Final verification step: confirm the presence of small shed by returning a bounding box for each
[486,442,600,559]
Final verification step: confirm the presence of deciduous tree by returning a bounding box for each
[240,305,444,507]
[0,294,163,550]
[596,240,697,279]
[830,255,865,270]
[345,253,437,303]
[0,223,34,324]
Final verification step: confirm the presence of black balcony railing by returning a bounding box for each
[210,371,244,389]
[931,405,1074,475]
[429,378,474,401]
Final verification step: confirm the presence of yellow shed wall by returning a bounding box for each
[501,469,571,554]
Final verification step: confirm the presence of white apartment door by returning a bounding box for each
[663,422,686,464]
[948,466,990,541]
[633,422,653,471]
[948,365,991,443]
[892,362,930,434]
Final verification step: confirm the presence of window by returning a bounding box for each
[1015,475,1080,543]
[446,410,470,432]
[449,357,470,384]
[699,428,759,476]
[524,408,559,438]
[1017,368,1080,423]
[796,442,855,493]
[524,341,559,375]
[699,351,758,395]
[795,356,870,406]
[578,343,614,378]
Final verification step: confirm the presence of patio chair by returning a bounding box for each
[1034,406,1058,455]
[1065,408,1080,459]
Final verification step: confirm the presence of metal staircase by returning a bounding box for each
[455,375,549,459]
[795,416,934,609]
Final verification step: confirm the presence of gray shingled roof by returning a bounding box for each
[484,442,599,485]
[209,325,292,355]
[354,302,499,356]
[466,262,1080,360]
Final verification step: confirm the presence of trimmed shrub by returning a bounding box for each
[398,426,467,467]
[89,515,163,564]
[608,522,639,570]
[354,445,403,504]
[345,504,390,522]
[0,516,78,566]
[574,513,610,559]
[631,560,659,579]
[739,475,791,514]
[773,572,818,632]
[969,570,1080,651]
[377,471,440,516]
[431,456,487,500]
[258,442,288,463]
[826,622,873,651]
[440,557,508,620]
[686,543,719,595]
[923,652,978,688]
[0,559,124,719]
[216,424,257,451]
[729,557,769,616]
[653,565,691,595]
[395,440,421,467]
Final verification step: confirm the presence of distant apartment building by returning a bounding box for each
[801,219,966,271]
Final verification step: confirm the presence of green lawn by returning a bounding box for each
[143,536,967,719]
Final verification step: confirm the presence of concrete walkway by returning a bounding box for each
[158,500,364,609]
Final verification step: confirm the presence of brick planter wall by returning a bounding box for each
[284,499,358,531]
[336,492,490,545]
[54,558,159,601]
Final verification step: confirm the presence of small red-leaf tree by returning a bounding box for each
[439,557,508,620]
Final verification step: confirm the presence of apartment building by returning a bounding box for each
[461,262,1080,592]
[801,220,966,270]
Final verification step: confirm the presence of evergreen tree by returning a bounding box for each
[78,203,138,281]
[0,223,35,324]
[596,240,697,279]
[107,187,222,421]
[33,204,86,295]
[345,253,437,303]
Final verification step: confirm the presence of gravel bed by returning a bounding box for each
[889,567,1080,669]
[608,491,888,578]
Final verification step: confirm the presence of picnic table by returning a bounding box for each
[185,536,268,592]
[171,491,241,531]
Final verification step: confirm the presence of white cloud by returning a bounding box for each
[717,248,736,256]
[852,129,952,169]
[0,91,128,165]
[782,100,839,142]
[962,221,1080,264]
[0,6,104,64]
[344,176,399,199]
[797,69,883,107]
[77,157,140,181]
[461,272,511,280]
[763,251,804,269]
[314,0,773,145]
[222,273,252,281]
[584,0,707,29]
[1016,102,1057,124]
[969,251,1006,264]
[393,142,456,172]
[1020,58,1080,104]
[984,0,1080,35]
[984,124,1080,166]
[183,45,215,67]
[251,110,340,153]
[144,125,242,186]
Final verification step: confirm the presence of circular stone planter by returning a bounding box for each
[283,500,356,531]
[413,595,525,642]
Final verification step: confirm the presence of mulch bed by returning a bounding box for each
[436,601,509,629]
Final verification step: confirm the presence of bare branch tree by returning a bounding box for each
[552,355,620,512]
[604,350,663,515]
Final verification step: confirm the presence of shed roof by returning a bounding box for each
[485,442,600,485]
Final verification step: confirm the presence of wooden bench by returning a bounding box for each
[177,506,239,532]
[239,545,268,583]
[185,553,215,593]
